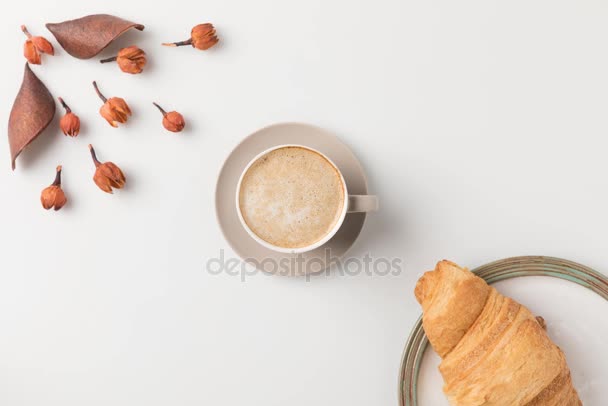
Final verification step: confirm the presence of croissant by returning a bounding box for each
[415,260,581,406]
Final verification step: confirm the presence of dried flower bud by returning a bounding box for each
[21,25,54,65]
[58,97,80,137]
[162,23,218,50]
[93,81,131,127]
[100,45,147,74]
[31,36,54,55]
[100,98,131,127]
[190,24,219,50]
[153,102,185,133]
[89,144,126,194]
[41,165,67,211]
[24,40,41,65]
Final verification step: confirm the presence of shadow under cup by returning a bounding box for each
[235,144,378,254]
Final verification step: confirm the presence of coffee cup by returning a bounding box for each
[235,144,378,254]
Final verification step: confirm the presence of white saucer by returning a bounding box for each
[215,123,370,276]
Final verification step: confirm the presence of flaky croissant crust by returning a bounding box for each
[415,260,581,406]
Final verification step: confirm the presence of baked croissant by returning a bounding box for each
[415,260,581,406]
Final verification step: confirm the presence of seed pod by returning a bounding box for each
[58,97,81,137]
[100,46,147,74]
[88,145,126,194]
[153,102,185,133]
[46,14,144,59]
[24,40,40,65]
[41,166,67,211]
[21,25,54,65]
[92,81,131,127]
[162,23,218,50]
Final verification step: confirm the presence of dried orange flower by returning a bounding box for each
[88,144,126,194]
[58,97,80,137]
[41,165,67,211]
[21,25,54,65]
[162,23,218,50]
[153,102,185,133]
[92,81,131,127]
[24,40,40,65]
[100,46,147,74]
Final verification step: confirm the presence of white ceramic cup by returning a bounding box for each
[235,144,378,254]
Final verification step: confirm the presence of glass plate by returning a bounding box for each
[398,256,608,406]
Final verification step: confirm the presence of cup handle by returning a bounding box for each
[348,195,379,213]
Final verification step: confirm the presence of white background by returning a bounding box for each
[1,1,608,405]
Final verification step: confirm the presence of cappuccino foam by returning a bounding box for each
[238,146,345,249]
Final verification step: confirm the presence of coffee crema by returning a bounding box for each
[238,146,345,249]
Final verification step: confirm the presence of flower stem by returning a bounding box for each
[162,39,192,47]
[100,56,118,64]
[21,25,31,38]
[53,165,62,186]
[152,102,167,116]
[88,145,101,167]
[92,81,107,103]
[58,97,71,113]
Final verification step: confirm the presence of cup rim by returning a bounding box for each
[235,144,349,254]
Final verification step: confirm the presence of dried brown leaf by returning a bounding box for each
[46,14,144,59]
[8,64,55,170]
